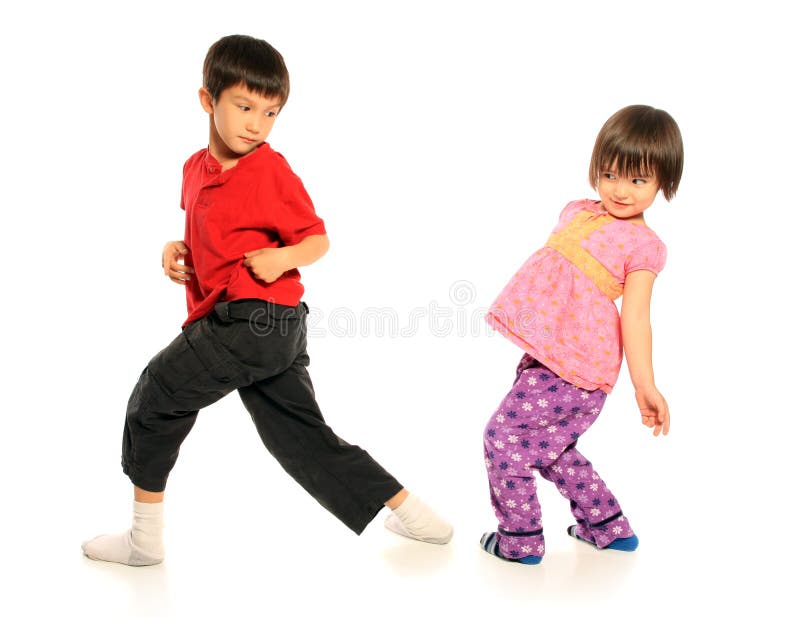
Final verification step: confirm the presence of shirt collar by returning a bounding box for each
[203,142,271,175]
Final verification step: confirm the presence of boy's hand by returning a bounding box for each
[635,385,670,437]
[162,240,194,285]
[243,247,290,283]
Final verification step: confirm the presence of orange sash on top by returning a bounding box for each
[544,211,622,301]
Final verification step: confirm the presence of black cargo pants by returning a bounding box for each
[122,300,403,534]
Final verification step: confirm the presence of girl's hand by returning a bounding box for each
[243,247,290,283]
[635,385,670,437]
[162,240,194,285]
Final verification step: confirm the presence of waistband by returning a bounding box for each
[213,300,308,324]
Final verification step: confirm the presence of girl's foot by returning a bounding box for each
[567,525,639,551]
[479,532,542,565]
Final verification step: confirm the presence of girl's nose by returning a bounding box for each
[613,184,628,199]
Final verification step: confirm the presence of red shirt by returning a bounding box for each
[181,143,326,326]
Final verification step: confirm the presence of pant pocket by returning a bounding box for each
[146,319,241,400]
[183,318,241,384]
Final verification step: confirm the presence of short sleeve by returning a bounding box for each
[625,233,667,276]
[553,199,598,232]
[271,154,327,245]
[557,200,588,224]
[179,154,197,211]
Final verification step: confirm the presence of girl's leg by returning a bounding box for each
[539,446,635,548]
[482,355,635,560]
[483,440,546,561]
[482,355,550,561]
[527,374,637,549]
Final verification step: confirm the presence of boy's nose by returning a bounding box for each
[246,117,263,134]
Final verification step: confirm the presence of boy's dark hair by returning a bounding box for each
[203,34,290,107]
[589,105,683,201]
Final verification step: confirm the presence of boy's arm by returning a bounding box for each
[620,269,670,436]
[243,234,330,284]
[162,240,194,285]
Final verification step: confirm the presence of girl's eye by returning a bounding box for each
[266,111,277,117]
[604,173,617,180]
[632,178,646,185]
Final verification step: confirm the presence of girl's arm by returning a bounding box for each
[620,270,670,436]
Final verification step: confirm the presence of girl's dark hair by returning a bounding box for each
[203,34,290,107]
[589,105,683,201]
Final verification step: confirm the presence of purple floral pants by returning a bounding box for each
[483,354,634,559]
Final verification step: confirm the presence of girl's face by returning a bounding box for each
[597,169,660,221]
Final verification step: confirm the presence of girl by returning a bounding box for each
[480,105,683,564]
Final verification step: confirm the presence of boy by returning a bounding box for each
[82,34,452,566]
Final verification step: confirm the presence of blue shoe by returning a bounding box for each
[567,525,638,552]
[480,532,542,565]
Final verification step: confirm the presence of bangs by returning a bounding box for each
[597,146,655,180]
[226,71,288,106]
[230,53,289,105]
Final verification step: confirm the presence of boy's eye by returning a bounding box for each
[238,105,250,112]
[266,111,277,117]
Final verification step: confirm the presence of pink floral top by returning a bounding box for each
[486,199,666,392]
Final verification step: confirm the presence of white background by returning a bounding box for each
[2,1,797,615]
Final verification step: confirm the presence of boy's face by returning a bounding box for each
[199,83,282,162]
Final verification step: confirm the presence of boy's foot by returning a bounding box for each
[567,525,639,551]
[383,494,453,544]
[479,532,542,565]
[82,531,164,566]
[82,501,165,566]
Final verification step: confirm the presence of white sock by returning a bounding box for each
[384,494,453,544]
[82,501,165,566]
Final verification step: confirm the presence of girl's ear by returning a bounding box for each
[198,87,215,114]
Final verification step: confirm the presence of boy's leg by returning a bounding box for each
[84,315,254,565]
[121,315,250,491]
[238,356,406,535]
[84,300,451,564]
[235,301,450,542]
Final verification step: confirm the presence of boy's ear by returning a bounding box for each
[198,87,215,114]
